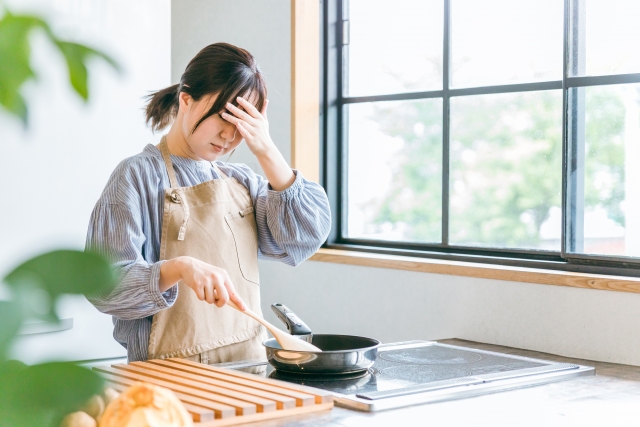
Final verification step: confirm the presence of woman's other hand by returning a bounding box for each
[222,96,273,156]
[159,256,247,310]
[221,96,296,191]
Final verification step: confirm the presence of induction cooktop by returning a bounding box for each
[215,341,595,412]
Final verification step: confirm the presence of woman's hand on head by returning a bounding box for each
[221,97,274,157]
[160,256,247,310]
[220,96,295,192]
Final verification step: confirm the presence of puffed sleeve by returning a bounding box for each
[221,164,331,266]
[85,202,177,319]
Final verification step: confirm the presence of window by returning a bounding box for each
[322,0,640,275]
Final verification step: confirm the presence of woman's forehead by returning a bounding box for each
[213,90,259,103]
[237,90,260,106]
[225,91,261,111]
[198,91,252,105]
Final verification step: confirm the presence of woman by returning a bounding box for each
[86,43,331,364]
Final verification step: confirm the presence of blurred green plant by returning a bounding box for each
[0,5,119,124]
[0,251,117,427]
[0,4,120,427]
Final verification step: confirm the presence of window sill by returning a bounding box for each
[309,248,640,294]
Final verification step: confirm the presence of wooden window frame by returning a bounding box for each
[291,0,320,183]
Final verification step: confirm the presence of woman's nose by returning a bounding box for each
[221,122,237,142]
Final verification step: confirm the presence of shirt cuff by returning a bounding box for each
[267,169,304,202]
[148,260,178,308]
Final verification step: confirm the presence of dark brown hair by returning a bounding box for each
[145,43,267,132]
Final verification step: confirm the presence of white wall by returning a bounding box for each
[173,0,640,367]
[260,261,640,366]
[1,0,171,363]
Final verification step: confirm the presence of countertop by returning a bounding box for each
[237,339,640,427]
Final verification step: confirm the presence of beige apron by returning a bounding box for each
[148,137,267,363]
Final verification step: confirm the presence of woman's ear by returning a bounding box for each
[178,91,192,111]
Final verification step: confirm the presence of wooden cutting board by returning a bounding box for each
[93,358,333,426]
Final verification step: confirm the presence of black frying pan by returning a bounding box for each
[262,304,380,374]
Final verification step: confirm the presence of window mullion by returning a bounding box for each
[561,0,569,259]
[565,0,587,257]
[323,0,342,245]
[442,0,451,246]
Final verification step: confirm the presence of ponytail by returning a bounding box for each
[145,84,179,132]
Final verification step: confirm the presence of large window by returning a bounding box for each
[322,0,640,274]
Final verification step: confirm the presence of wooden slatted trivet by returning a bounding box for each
[93,358,333,426]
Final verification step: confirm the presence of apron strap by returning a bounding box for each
[157,136,189,240]
[157,136,179,189]
[211,162,229,180]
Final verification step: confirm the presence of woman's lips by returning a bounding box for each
[211,143,224,153]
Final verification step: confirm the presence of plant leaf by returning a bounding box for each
[3,250,116,300]
[0,361,104,427]
[0,301,23,360]
[0,9,119,122]
[0,12,47,123]
[53,41,120,101]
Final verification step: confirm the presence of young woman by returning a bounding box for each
[86,43,331,364]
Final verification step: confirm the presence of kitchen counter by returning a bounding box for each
[238,339,640,427]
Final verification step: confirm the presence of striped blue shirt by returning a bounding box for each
[85,144,331,362]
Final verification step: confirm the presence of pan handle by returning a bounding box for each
[270,303,313,336]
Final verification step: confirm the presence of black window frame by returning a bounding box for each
[321,0,640,277]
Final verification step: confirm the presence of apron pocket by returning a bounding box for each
[225,206,260,285]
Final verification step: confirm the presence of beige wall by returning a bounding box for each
[171,0,640,366]
[260,260,640,365]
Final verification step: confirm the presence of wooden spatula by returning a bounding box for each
[227,301,321,352]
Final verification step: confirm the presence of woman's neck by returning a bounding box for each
[165,117,201,160]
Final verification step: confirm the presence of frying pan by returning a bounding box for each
[263,303,380,374]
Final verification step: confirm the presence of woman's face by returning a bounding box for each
[178,92,254,162]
